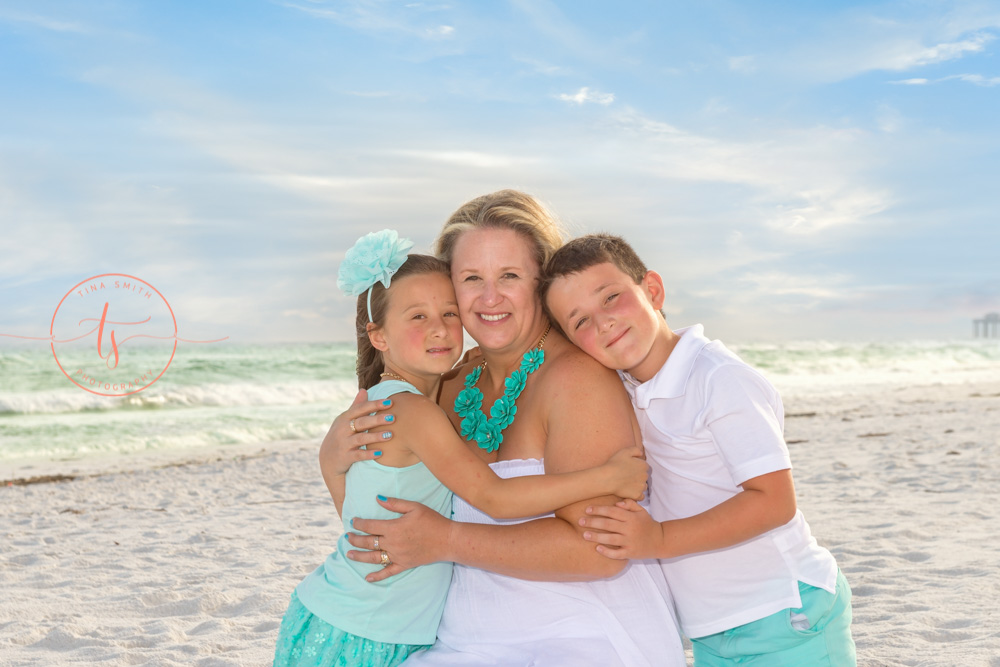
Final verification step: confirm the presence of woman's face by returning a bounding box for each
[449,227,545,355]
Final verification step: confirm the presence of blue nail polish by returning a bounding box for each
[381,432,391,440]
[382,400,391,406]
[350,518,354,527]
[373,450,382,457]
[377,494,388,502]
[385,415,394,423]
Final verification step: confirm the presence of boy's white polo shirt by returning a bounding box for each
[620,324,838,639]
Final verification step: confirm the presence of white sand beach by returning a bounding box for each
[2,380,999,666]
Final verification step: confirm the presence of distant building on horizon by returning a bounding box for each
[973,312,1000,338]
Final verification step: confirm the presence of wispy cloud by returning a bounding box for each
[878,32,994,70]
[558,86,615,105]
[389,150,541,169]
[607,107,891,235]
[515,56,571,77]
[777,5,1000,83]
[729,55,757,73]
[279,0,455,40]
[0,10,90,33]
[875,103,903,133]
[892,73,1000,87]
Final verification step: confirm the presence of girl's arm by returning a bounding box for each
[349,349,643,582]
[393,394,648,519]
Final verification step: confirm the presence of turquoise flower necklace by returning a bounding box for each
[454,324,552,453]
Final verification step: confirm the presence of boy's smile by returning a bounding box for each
[546,261,673,382]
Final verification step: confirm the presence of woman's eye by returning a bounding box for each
[502,272,519,280]
[463,275,480,282]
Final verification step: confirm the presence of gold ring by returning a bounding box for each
[373,536,380,551]
[349,419,357,433]
[380,550,391,566]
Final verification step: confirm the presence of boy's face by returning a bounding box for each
[546,261,666,381]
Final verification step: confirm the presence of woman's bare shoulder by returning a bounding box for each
[540,338,622,390]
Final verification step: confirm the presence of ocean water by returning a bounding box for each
[1,339,999,467]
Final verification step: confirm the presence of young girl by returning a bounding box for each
[273,230,648,667]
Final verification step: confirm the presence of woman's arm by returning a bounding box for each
[349,349,643,581]
[318,390,395,515]
[351,497,623,582]
[398,395,648,519]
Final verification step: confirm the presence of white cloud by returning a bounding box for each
[279,1,455,41]
[737,271,850,300]
[515,56,571,77]
[946,73,1000,87]
[427,24,454,37]
[389,150,540,169]
[879,33,993,70]
[607,107,891,235]
[764,187,890,234]
[875,103,903,133]
[729,55,757,73]
[889,73,1000,87]
[0,10,89,33]
[557,86,615,105]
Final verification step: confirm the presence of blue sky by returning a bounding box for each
[1,0,998,344]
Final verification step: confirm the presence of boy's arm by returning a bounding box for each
[579,468,797,559]
[581,362,796,559]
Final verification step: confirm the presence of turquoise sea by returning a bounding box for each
[1,339,999,466]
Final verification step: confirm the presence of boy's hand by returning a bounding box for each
[603,446,649,501]
[578,499,665,560]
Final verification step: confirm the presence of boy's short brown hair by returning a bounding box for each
[541,233,658,331]
[542,232,649,289]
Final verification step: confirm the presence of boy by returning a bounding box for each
[542,234,856,666]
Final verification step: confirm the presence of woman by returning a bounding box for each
[321,190,684,665]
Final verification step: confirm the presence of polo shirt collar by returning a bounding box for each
[619,324,709,409]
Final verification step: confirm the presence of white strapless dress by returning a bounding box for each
[403,459,685,666]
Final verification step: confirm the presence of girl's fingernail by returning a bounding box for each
[377,494,388,502]
[381,432,392,440]
[385,415,394,423]
[382,400,391,406]
[350,518,354,527]
[373,450,382,457]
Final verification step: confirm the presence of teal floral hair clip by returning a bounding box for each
[337,229,414,322]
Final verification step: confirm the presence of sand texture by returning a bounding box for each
[2,381,999,666]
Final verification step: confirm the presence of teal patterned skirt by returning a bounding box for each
[273,590,429,667]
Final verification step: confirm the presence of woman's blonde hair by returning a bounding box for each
[435,190,565,270]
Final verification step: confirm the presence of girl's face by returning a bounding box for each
[449,227,545,355]
[372,272,463,387]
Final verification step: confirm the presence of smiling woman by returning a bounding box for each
[325,190,685,666]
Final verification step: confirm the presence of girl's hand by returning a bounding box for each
[602,446,649,501]
[346,496,453,583]
[578,499,665,560]
[319,390,395,476]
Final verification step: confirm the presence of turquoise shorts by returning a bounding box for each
[691,570,856,666]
